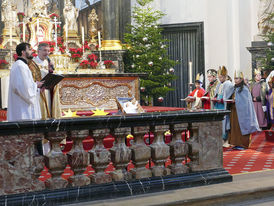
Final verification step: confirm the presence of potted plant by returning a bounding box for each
[17,12,25,22]
[79,60,89,69]
[104,60,114,69]
[0,59,9,69]
[89,61,98,69]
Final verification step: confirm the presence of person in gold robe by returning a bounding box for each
[28,43,51,119]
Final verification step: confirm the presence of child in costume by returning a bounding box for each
[185,73,205,109]
[202,69,219,109]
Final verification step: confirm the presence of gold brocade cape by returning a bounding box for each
[205,79,219,109]
[28,60,51,119]
[28,60,61,119]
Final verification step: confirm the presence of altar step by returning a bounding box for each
[68,169,274,206]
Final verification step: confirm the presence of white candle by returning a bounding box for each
[65,20,68,40]
[9,26,12,47]
[189,61,193,84]
[23,22,25,42]
[37,19,39,43]
[98,31,101,48]
[82,26,85,46]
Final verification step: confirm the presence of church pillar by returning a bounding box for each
[101,0,131,50]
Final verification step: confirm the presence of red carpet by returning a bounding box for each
[223,131,274,174]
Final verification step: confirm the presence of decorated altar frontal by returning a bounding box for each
[57,73,145,113]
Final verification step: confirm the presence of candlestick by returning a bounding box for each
[23,22,25,42]
[82,26,85,46]
[189,61,193,84]
[37,19,39,43]
[9,26,13,47]
[98,31,101,48]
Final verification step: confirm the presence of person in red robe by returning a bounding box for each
[185,73,205,109]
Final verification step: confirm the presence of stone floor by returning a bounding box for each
[66,169,274,206]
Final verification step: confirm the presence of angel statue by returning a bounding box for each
[1,0,18,28]
[63,0,79,31]
[257,0,274,35]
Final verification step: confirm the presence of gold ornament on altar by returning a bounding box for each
[88,9,99,45]
[62,109,79,117]
[91,108,109,116]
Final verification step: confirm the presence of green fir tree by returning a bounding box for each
[124,0,176,105]
[262,13,274,74]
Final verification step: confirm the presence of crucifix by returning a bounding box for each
[51,16,62,52]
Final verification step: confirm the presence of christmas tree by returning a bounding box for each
[262,13,274,74]
[124,0,176,105]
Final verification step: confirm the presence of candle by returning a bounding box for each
[37,19,39,43]
[189,61,193,84]
[82,26,85,46]
[23,22,25,42]
[9,26,12,47]
[65,20,68,40]
[98,31,101,48]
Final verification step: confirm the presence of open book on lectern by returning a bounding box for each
[41,73,64,89]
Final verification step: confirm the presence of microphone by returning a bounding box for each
[46,56,55,72]
[75,66,79,72]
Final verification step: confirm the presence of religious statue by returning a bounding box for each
[63,0,79,32]
[29,0,50,17]
[1,0,18,28]
[88,9,99,44]
[258,0,274,35]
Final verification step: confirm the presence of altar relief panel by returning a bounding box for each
[59,76,139,111]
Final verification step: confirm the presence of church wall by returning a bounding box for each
[136,0,260,82]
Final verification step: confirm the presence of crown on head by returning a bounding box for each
[206,69,217,77]
[254,68,261,76]
[234,70,244,79]
[217,66,228,76]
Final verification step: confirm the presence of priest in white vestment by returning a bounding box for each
[7,43,44,121]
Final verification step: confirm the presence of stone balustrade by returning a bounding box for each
[0,110,231,205]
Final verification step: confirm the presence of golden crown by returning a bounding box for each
[254,68,261,75]
[234,70,244,79]
[217,66,228,76]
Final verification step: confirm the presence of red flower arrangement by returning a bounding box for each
[79,60,89,68]
[0,59,9,69]
[87,54,97,62]
[104,60,114,68]
[49,13,59,19]
[69,48,83,62]
[89,61,98,69]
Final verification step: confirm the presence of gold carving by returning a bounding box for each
[58,77,138,111]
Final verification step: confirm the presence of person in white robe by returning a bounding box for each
[7,43,44,121]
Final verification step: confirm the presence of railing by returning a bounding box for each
[0,110,231,205]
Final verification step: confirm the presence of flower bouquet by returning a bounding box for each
[80,60,89,69]
[104,60,114,69]
[49,13,59,20]
[0,59,9,69]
